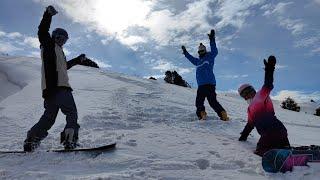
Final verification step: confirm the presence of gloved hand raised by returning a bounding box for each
[77,54,86,63]
[264,55,276,70]
[46,5,58,16]
[76,54,99,68]
[208,29,215,40]
[181,46,187,54]
[83,58,99,68]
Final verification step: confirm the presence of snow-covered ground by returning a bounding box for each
[0,56,319,180]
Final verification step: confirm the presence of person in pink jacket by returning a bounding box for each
[238,56,290,156]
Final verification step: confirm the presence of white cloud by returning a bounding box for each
[294,37,320,48]
[261,1,320,55]
[7,32,23,39]
[145,0,213,46]
[143,74,165,79]
[276,64,288,69]
[23,36,40,49]
[0,31,6,37]
[278,18,305,35]
[35,0,214,48]
[262,2,305,35]
[0,41,22,52]
[63,48,71,56]
[215,0,265,30]
[37,0,154,47]
[273,90,320,103]
[152,59,192,75]
[101,35,116,45]
[311,47,320,54]
[118,35,147,46]
[29,51,40,57]
[272,2,293,14]
[219,74,249,79]
[90,57,112,68]
[314,0,320,5]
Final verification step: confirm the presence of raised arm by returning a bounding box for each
[67,58,79,70]
[67,54,99,70]
[38,6,57,47]
[208,29,218,58]
[182,46,199,66]
[259,56,276,98]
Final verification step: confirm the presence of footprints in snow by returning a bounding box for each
[195,159,210,170]
[124,139,137,147]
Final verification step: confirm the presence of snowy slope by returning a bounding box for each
[0,56,319,180]
[299,102,319,115]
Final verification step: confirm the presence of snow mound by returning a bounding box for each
[0,56,319,179]
[0,56,41,101]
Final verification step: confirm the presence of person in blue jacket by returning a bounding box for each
[181,29,229,121]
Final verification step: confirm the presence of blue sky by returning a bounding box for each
[0,0,319,101]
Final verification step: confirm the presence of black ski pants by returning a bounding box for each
[196,84,225,118]
[27,88,80,140]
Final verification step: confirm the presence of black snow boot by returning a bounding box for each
[60,128,79,150]
[23,136,41,152]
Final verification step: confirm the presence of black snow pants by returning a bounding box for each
[27,88,80,140]
[196,84,225,118]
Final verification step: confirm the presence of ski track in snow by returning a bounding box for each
[0,56,319,180]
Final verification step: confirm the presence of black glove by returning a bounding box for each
[181,46,187,54]
[208,29,215,40]
[81,58,99,68]
[238,133,248,141]
[76,54,86,63]
[264,55,276,70]
[46,5,58,16]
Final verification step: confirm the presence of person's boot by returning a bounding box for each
[220,111,229,121]
[23,136,41,152]
[199,111,207,120]
[60,128,78,150]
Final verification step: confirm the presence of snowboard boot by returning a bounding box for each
[60,128,78,150]
[199,111,207,120]
[220,111,229,121]
[23,136,41,152]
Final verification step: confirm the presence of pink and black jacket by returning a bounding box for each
[240,65,287,139]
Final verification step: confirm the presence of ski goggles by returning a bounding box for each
[198,50,206,55]
[240,86,255,99]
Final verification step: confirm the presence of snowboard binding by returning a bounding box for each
[60,128,79,150]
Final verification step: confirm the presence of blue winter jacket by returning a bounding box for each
[184,40,218,86]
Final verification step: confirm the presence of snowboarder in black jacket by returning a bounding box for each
[24,5,99,152]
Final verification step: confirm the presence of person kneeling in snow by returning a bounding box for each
[238,56,290,156]
[181,29,229,121]
[24,5,99,152]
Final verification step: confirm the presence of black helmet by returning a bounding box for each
[52,28,68,39]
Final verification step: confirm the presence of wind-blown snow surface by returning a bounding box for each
[0,56,319,180]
